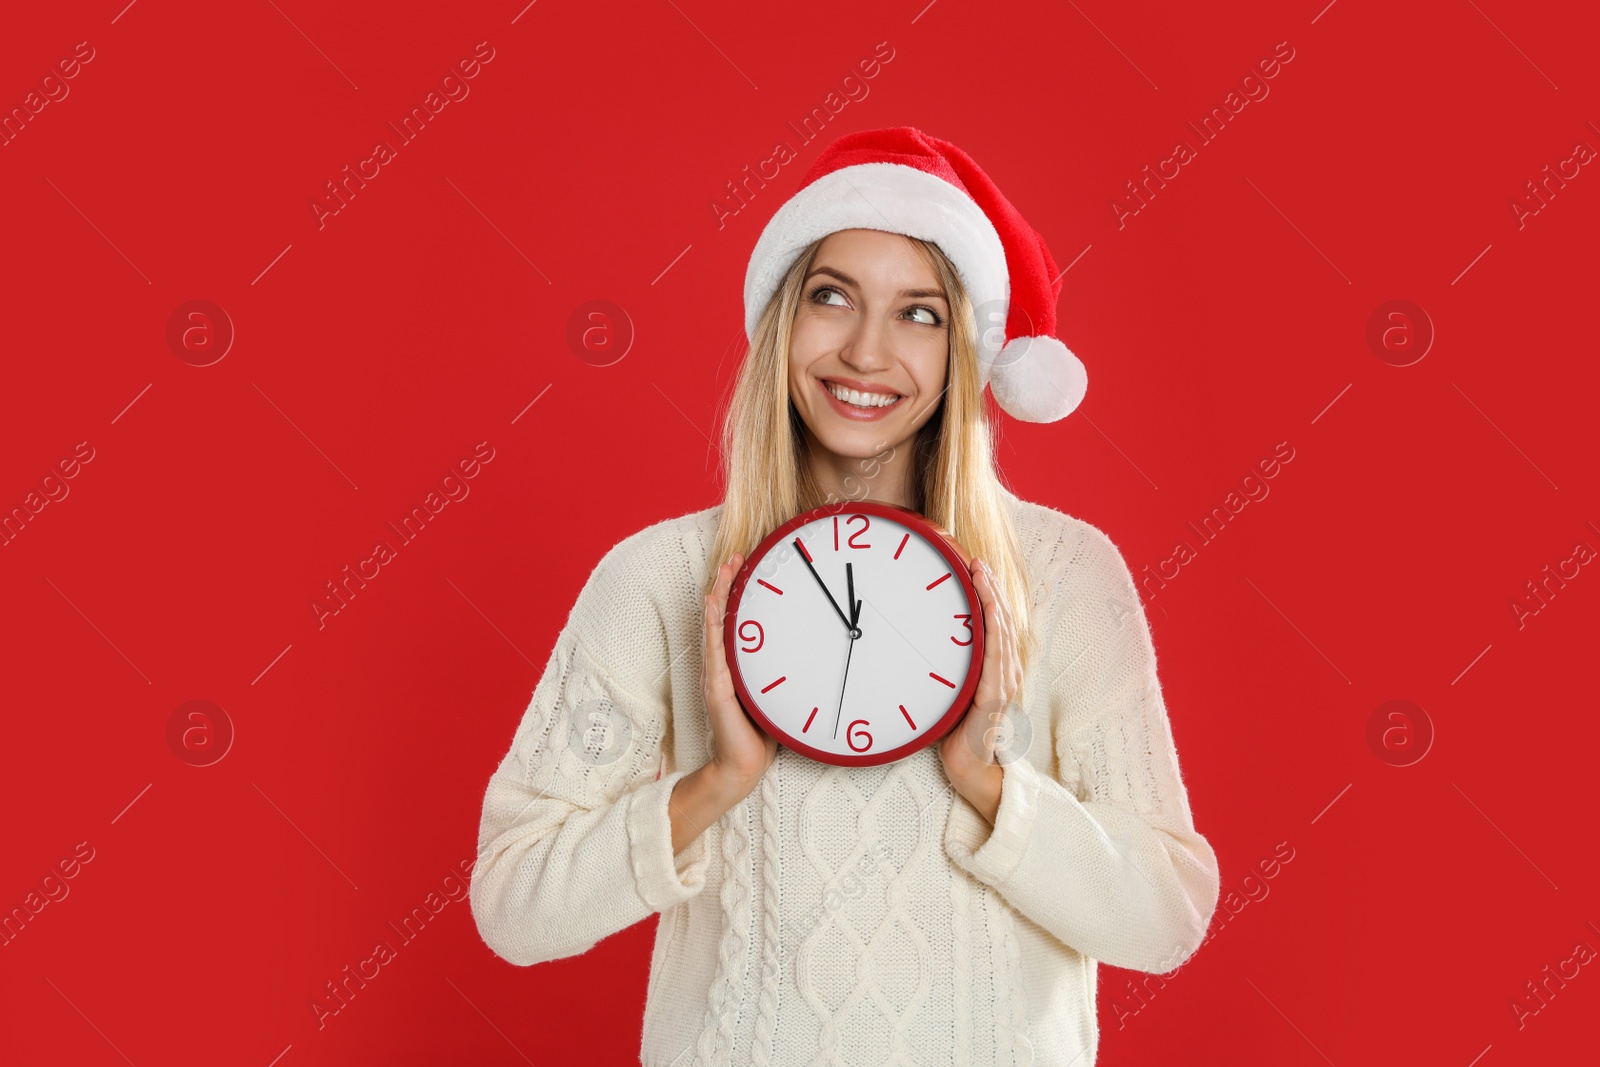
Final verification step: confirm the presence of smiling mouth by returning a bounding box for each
[821,379,904,410]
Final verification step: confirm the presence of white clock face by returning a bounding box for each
[726,504,982,766]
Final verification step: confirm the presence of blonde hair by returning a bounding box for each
[707,234,1034,673]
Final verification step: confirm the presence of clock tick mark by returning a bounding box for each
[893,533,909,560]
[761,675,787,693]
[929,672,955,688]
[926,572,951,590]
[899,704,917,729]
[756,578,783,595]
[794,538,813,563]
[803,707,818,732]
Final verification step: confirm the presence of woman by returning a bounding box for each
[470,127,1220,1066]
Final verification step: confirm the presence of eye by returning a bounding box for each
[904,305,944,327]
[808,284,850,307]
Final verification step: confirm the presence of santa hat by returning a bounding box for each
[743,126,1086,423]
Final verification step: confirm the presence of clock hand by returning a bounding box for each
[834,564,867,741]
[832,622,857,740]
[846,561,858,628]
[795,537,857,636]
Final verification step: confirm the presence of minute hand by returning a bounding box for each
[832,625,856,740]
[795,537,857,635]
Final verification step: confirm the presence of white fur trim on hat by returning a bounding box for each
[986,335,1088,423]
[742,162,1008,340]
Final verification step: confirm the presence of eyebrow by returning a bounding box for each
[804,266,947,303]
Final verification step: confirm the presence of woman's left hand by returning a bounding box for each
[927,532,1023,824]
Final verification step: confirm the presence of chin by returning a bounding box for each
[812,418,910,458]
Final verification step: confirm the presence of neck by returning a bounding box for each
[802,426,919,510]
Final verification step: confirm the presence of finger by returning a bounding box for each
[982,560,1015,682]
[707,560,732,638]
[710,555,736,622]
[969,555,991,603]
[702,592,717,688]
[1008,608,1023,694]
[712,558,728,606]
[984,564,1017,727]
[707,555,743,685]
[982,558,1008,622]
[972,558,1003,685]
[705,589,720,646]
[715,552,744,613]
[994,564,1022,697]
[978,561,1015,670]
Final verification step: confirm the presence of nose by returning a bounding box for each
[838,311,893,374]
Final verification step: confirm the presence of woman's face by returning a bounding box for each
[787,228,950,462]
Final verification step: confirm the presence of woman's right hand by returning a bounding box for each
[702,552,778,794]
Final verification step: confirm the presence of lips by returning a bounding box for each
[817,377,905,421]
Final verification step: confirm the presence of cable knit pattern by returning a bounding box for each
[993,886,1034,1066]
[469,489,1221,1066]
[795,761,939,1066]
[750,766,782,1066]
[948,863,974,1064]
[697,793,753,1067]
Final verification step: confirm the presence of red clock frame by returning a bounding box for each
[723,500,986,767]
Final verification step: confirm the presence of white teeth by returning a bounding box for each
[825,381,900,409]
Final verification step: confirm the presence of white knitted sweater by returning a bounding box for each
[470,489,1220,1066]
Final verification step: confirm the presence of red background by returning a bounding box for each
[2,1,1596,1064]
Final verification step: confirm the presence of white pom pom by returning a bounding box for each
[986,336,1087,423]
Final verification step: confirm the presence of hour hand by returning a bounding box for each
[846,561,861,628]
[795,537,854,633]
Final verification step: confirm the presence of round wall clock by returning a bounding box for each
[724,500,984,767]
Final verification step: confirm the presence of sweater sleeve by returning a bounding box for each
[470,530,711,967]
[942,521,1220,974]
